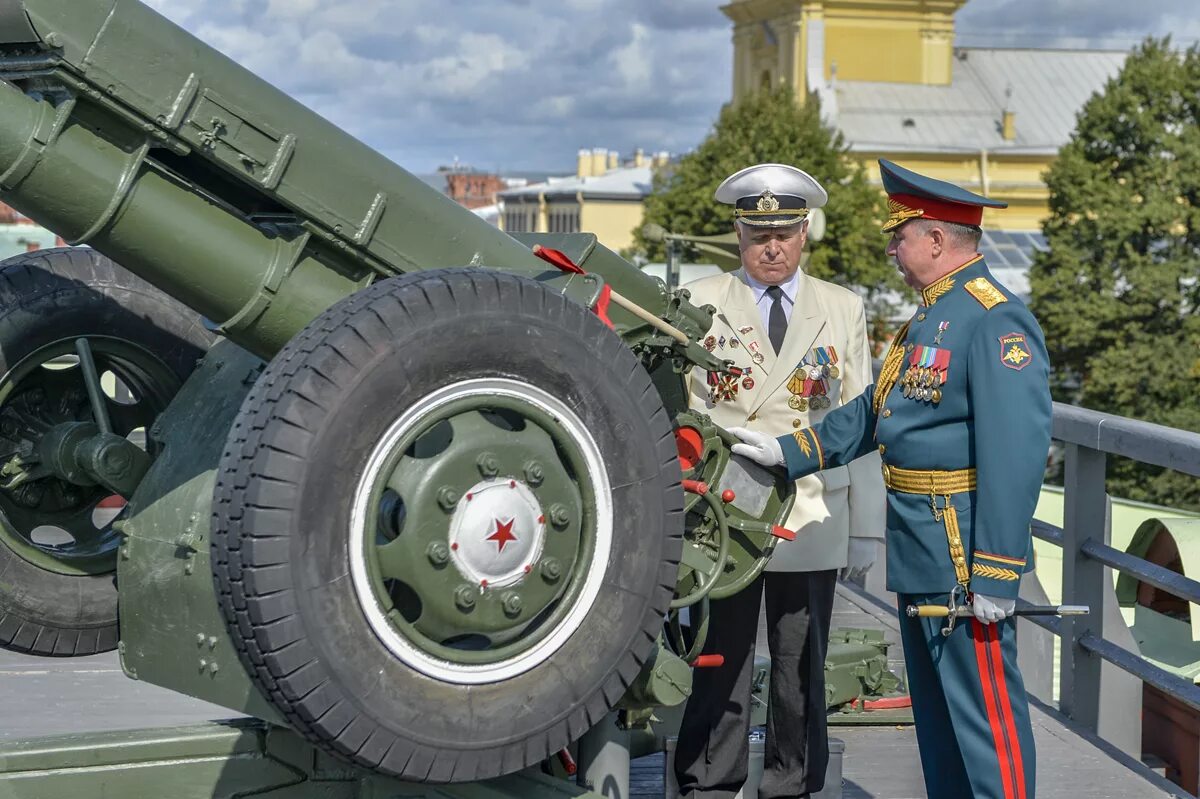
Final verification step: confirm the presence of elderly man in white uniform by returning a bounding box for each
[673,164,885,799]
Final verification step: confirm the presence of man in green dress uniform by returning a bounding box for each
[729,160,1052,799]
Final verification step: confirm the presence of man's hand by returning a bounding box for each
[727,427,785,468]
[971,593,1016,624]
[840,538,876,583]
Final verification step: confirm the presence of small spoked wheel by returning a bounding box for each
[0,336,180,577]
[213,268,683,782]
[0,248,211,656]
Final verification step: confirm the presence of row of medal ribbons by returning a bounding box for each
[786,347,839,411]
[902,344,950,404]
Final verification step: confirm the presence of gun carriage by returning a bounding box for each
[0,0,807,785]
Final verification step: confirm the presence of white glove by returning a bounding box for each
[840,538,876,583]
[727,427,785,468]
[971,593,1016,624]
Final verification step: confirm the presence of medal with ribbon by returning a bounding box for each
[902,345,951,403]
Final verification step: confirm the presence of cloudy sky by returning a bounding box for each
[144,0,1198,175]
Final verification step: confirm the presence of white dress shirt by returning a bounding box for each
[743,269,799,330]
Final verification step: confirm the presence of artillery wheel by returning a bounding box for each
[0,248,212,656]
[212,269,683,782]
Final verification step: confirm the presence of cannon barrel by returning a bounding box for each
[0,0,670,357]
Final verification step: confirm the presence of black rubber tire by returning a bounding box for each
[0,247,212,656]
[212,269,683,782]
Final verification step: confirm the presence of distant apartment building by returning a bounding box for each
[496,148,670,252]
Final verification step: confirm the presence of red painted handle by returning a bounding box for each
[690,654,725,668]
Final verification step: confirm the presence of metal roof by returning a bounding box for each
[497,166,653,202]
[834,48,1128,155]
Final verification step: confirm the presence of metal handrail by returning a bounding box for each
[1053,401,1200,476]
[1078,634,1200,714]
[1080,538,1200,606]
[1037,402,1200,749]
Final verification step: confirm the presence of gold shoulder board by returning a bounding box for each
[964,277,1007,310]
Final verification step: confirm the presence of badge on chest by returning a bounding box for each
[901,344,951,404]
[706,366,755,404]
[785,346,839,411]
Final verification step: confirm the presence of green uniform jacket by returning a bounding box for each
[776,257,1052,598]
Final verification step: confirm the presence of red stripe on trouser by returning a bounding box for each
[972,619,1015,799]
[987,622,1028,799]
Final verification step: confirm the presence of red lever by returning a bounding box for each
[556,748,578,775]
[690,654,725,668]
[682,479,709,495]
[771,525,796,541]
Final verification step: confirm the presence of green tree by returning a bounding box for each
[1029,39,1200,510]
[634,85,903,345]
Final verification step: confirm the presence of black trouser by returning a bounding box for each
[674,569,837,799]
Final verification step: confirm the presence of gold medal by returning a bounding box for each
[797,398,809,411]
[828,365,840,379]
[788,396,802,410]
[932,388,943,404]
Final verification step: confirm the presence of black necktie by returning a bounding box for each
[766,285,787,354]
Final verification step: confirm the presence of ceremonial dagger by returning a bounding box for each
[906,601,1089,635]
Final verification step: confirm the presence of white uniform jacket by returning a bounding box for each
[684,268,886,572]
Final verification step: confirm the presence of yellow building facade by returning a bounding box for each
[720,0,1126,235]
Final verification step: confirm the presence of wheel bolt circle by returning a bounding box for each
[437,486,460,511]
[454,585,477,611]
[502,591,523,617]
[476,452,500,478]
[524,461,545,485]
[541,558,563,582]
[426,542,450,566]
[548,504,570,528]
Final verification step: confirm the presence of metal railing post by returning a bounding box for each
[1059,442,1107,728]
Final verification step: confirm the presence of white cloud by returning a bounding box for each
[143,0,1188,173]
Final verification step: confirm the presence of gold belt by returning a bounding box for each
[882,464,977,587]
[881,464,976,495]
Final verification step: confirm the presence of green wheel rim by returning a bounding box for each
[350,378,612,684]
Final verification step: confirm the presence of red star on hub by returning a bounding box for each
[486,518,518,552]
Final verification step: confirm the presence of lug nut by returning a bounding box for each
[502,592,523,617]
[426,542,450,566]
[524,461,545,485]
[454,585,477,612]
[476,452,500,478]
[548,504,570,528]
[541,558,563,582]
[436,486,461,511]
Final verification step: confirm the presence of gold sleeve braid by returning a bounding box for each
[872,321,911,414]
[793,430,812,458]
[972,563,1020,581]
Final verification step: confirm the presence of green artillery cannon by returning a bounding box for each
[0,0,797,785]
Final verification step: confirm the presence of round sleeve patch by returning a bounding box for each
[998,332,1033,370]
